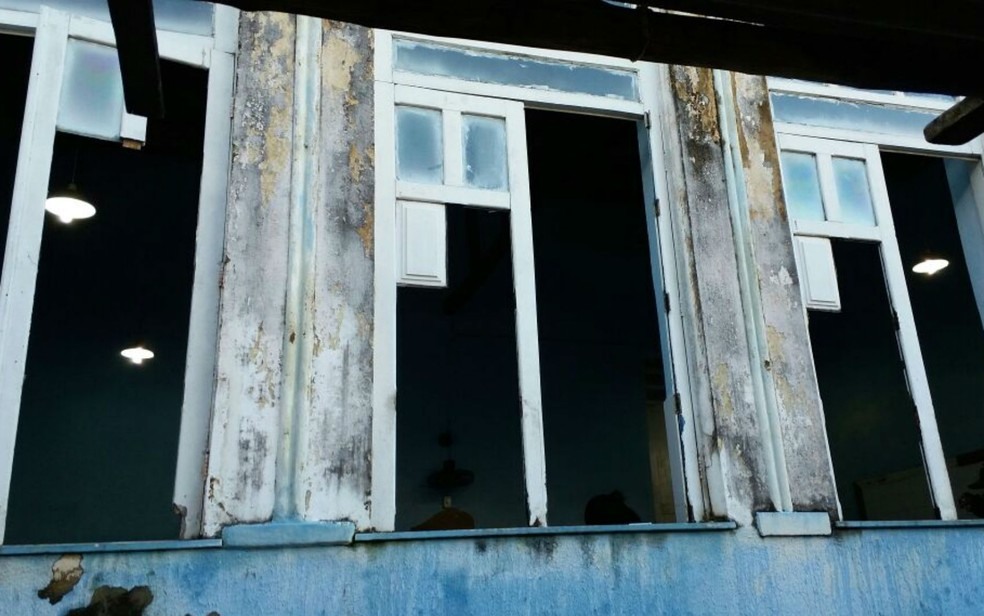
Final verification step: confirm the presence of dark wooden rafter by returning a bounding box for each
[925,97,984,145]
[107,0,164,119]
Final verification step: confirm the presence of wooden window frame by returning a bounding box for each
[372,30,703,531]
[0,5,238,543]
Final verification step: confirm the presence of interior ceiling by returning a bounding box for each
[210,0,984,96]
[114,0,984,143]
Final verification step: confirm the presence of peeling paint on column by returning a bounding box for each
[729,73,838,514]
[663,65,774,525]
[204,12,296,536]
[291,20,375,529]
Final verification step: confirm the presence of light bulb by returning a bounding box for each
[912,258,949,276]
[44,195,96,224]
[121,346,155,365]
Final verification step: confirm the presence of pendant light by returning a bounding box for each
[45,145,95,224]
[912,253,950,276]
[120,345,155,365]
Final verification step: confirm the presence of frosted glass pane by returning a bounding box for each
[396,106,443,184]
[395,39,639,101]
[771,93,938,139]
[780,151,825,221]
[57,39,124,141]
[0,0,214,35]
[463,115,507,190]
[832,157,875,225]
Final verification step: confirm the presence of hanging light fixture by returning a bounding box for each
[912,252,950,276]
[45,183,96,223]
[120,345,154,365]
[45,144,95,224]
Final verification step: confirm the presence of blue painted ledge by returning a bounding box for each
[835,519,984,530]
[0,539,221,557]
[355,521,738,543]
[223,521,357,548]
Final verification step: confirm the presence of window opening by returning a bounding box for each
[808,240,935,520]
[0,33,33,286]
[396,207,527,531]
[882,152,984,520]
[4,59,207,544]
[527,110,671,525]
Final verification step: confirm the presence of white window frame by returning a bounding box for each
[0,5,238,543]
[372,31,704,531]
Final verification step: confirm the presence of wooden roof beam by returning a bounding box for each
[925,97,984,145]
[108,0,165,119]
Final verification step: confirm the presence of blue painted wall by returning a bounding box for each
[2,527,983,614]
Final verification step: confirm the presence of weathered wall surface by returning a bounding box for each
[203,13,376,534]
[661,66,775,522]
[727,73,838,513]
[2,529,983,614]
[204,11,296,535]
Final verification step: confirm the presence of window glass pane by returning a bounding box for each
[57,39,124,141]
[771,92,939,139]
[396,106,443,184]
[832,157,876,225]
[394,39,639,101]
[463,115,507,191]
[809,241,934,521]
[780,151,825,221]
[0,0,214,36]
[5,59,208,544]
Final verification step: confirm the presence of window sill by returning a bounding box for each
[0,539,222,557]
[354,521,738,544]
[834,519,984,530]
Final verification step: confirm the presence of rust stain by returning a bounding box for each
[37,554,83,605]
[357,203,374,258]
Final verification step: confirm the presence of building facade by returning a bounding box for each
[0,4,983,614]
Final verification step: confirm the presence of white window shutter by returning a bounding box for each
[397,200,447,287]
[794,236,841,312]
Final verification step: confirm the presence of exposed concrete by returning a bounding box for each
[661,65,775,524]
[1,529,982,614]
[204,11,297,536]
[37,554,83,604]
[727,73,839,514]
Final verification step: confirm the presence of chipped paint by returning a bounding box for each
[3,528,984,613]
[37,554,83,605]
[203,12,297,536]
[663,65,776,523]
[727,73,839,513]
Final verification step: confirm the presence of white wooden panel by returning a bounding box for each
[503,103,549,526]
[0,7,68,544]
[397,201,447,287]
[443,110,463,186]
[794,236,841,312]
[120,112,147,143]
[790,219,881,241]
[172,47,236,538]
[396,181,510,209]
[865,145,958,519]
